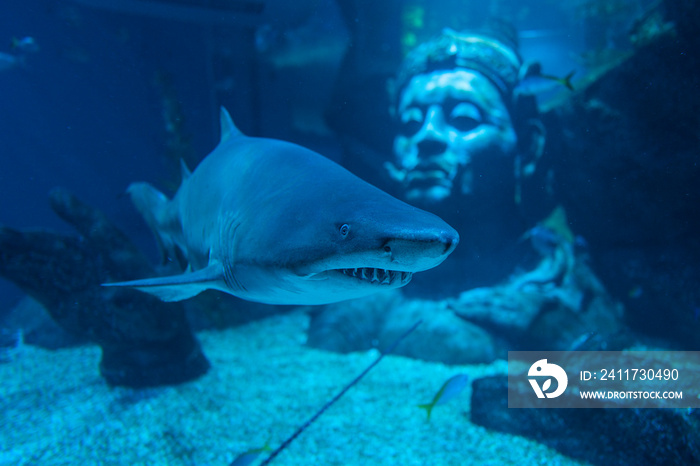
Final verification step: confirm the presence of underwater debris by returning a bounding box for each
[0,188,209,387]
[417,373,470,422]
[248,320,422,465]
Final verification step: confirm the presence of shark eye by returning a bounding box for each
[339,224,350,238]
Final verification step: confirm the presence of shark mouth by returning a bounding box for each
[337,267,412,286]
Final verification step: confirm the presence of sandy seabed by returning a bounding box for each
[0,310,587,465]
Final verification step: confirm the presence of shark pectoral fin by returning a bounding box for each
[102,264,225,302]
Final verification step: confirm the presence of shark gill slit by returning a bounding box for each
[220,216,246,292]
[223,263,247,292]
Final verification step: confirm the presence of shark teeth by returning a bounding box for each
[339,267,412,285]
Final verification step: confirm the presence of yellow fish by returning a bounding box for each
[418,374,470,421]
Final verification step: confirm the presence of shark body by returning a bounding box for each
[105,108,458,305]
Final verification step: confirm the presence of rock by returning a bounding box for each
[307,290,497,364]
[593,246,700,349]
[449,257,625,352]
[307,290,399,353]
[0,188,209,387]
[471,375,700,465]
[0,296,85,350]
[449,285,544,337]
[378,298,497,364]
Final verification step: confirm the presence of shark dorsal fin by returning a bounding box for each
[219,107,244,143]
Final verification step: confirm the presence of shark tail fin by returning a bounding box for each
[126,182,181,266]
[561,70,575,91]
[417,403,434,422]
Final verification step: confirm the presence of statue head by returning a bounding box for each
[387,25,544,205]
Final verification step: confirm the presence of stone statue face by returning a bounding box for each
[389,69,518,203]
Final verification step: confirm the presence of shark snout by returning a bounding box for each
[386,224,459,271]
[436,227,459,256]
[420,226,459,260]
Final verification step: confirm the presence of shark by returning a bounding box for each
[104,108,458,305]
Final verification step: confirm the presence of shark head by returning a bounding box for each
[223,144,459,305]
[290,208,459,303]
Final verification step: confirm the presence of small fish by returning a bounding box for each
[517,62,575,94]
[521,224,561,255]
[11,36,39,54]
[520,206,576,255]
[418,374,469,421]
[569,331,597,351]
[229,442,272,466]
